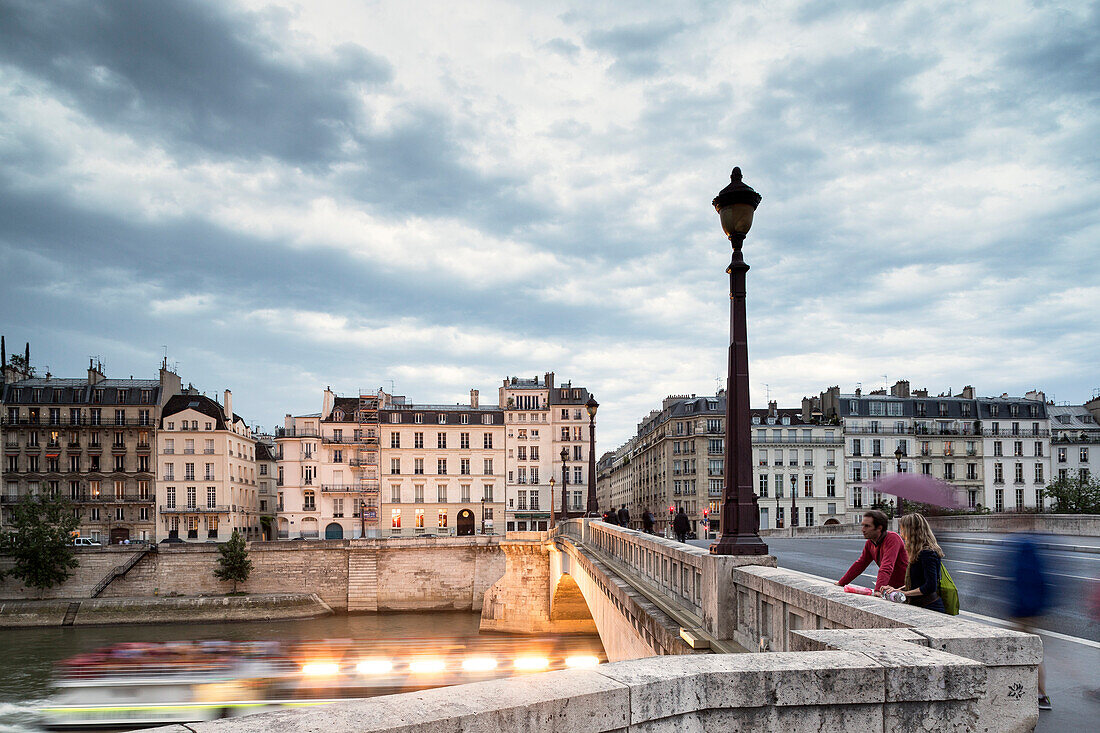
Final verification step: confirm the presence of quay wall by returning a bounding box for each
[0,538,505,611]
[0,593,332,628]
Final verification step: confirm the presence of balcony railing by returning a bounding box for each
[275,428,320,438]
[159,505,231,513]
[0,417,153,427]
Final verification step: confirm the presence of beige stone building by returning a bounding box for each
[276,387,506,539]
[381,392,505,536]
[156,390,260,542]
[2,355,181,543]
[255,437,278,539]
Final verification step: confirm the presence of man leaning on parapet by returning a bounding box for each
[835,510,909,594]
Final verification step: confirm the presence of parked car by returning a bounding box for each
[72,537,102,547]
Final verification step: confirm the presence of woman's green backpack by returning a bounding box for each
[939,565,960,615]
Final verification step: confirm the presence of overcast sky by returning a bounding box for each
[1,0,1097,450]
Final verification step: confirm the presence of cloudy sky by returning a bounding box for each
[1,0,1097,450]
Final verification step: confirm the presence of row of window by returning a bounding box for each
[387,458,496,476]
[388,432,496,449]
[755,473,838,498]
[6,407,152,424]
[163,462,253,481]
[7,454,150,473]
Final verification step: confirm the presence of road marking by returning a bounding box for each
[960,611,1100,650]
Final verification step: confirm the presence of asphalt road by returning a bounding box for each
[687,535,1100,730]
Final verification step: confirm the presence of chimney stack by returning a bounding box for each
[87,358,105,385]
[890,380,910,398]
[961,385,975,400]
[470,389,479,409]
[224,389,233,422]
[768,400,778,417]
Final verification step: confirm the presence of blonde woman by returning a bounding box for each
[881,513,947,614]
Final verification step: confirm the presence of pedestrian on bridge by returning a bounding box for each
[603,508,619,525]
[835,509,909,594]
[617,504,630,528]
[881,513,946,614]
[642,508,655,534]
[673,507,690,543]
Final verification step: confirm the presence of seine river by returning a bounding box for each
[0,612,604,732]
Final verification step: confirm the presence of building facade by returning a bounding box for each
[1048,399,1100,486]
[976,392,1050,512]
[597,393,847,536]
[276,387,506,539]
[500,376,552,531]
[156,390,260,542]
[381,392,505,537]
[2,358,181,543]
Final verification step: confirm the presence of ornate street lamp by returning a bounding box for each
[585,395,600,517]
[549,475,557,528]
[560,446,569,520]
[710,167,769,556]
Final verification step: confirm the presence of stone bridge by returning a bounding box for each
[150,519,1044,732]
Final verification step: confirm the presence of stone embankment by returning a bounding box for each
[0,593,332,628]
[0,536,505,611]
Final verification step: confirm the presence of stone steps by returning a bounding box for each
[347,551,378,612]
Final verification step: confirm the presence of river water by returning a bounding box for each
[0,612,604,732]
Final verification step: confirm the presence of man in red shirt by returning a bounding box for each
[836,509,908,593]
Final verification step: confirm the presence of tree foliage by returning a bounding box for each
[214,530,253,592]
[1044,471,1100,514]
[0,494,80,593]
[7,353,35,376]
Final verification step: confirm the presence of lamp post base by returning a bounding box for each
[709,534,770,555]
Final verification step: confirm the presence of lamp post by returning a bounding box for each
[549,476,556,528]
[894,445,905,516]
[710,167,769,556]
[585,396,599,517]
[560,446,569,520]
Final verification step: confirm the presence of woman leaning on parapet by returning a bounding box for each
[881,513,947,614]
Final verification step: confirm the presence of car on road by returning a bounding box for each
[72,537,102,547]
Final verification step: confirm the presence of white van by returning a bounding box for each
[73,537,102,547]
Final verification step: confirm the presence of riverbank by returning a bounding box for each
[0,592,333,628]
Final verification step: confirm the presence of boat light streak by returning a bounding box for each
[461,657,498,672]
[409,659,446,674]
[301,662,340,676]
[356,659,393,675]
[565,655,600,668]
[513,657,550,671]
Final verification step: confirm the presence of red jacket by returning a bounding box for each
[839,531,909,592]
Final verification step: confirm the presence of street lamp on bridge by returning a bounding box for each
[560,446,569,520]
[710,167,769,556]
[585,395,599,517]
[549,475,556,528]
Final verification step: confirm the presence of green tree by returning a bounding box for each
[7,353,35,376]
[1044,471,1100,514]
[213,530,253,592]
[0,494,80,594]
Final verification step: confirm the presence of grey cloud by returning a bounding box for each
[583,19,687,78]
[0,0,391,164]
[543,38,581,59]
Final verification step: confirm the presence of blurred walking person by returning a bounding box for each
[672,507,690,543]
[642,507,655,534]
[1006,532,1054,711]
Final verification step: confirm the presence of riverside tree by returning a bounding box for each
[1044,470,1100,514]
[0,494,80,594]
[214,529,253,592]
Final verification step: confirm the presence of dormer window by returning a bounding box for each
[333,409,344,421]
[438,414,446,424]
[781,416,790,425]
[414,413,423,424]
[752,416,761,424]
[766,417,776,425]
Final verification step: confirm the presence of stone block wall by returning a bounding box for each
[2,538,506,612]
[0,546,138,599]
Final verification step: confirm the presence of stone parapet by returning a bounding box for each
[141,649,992,733]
